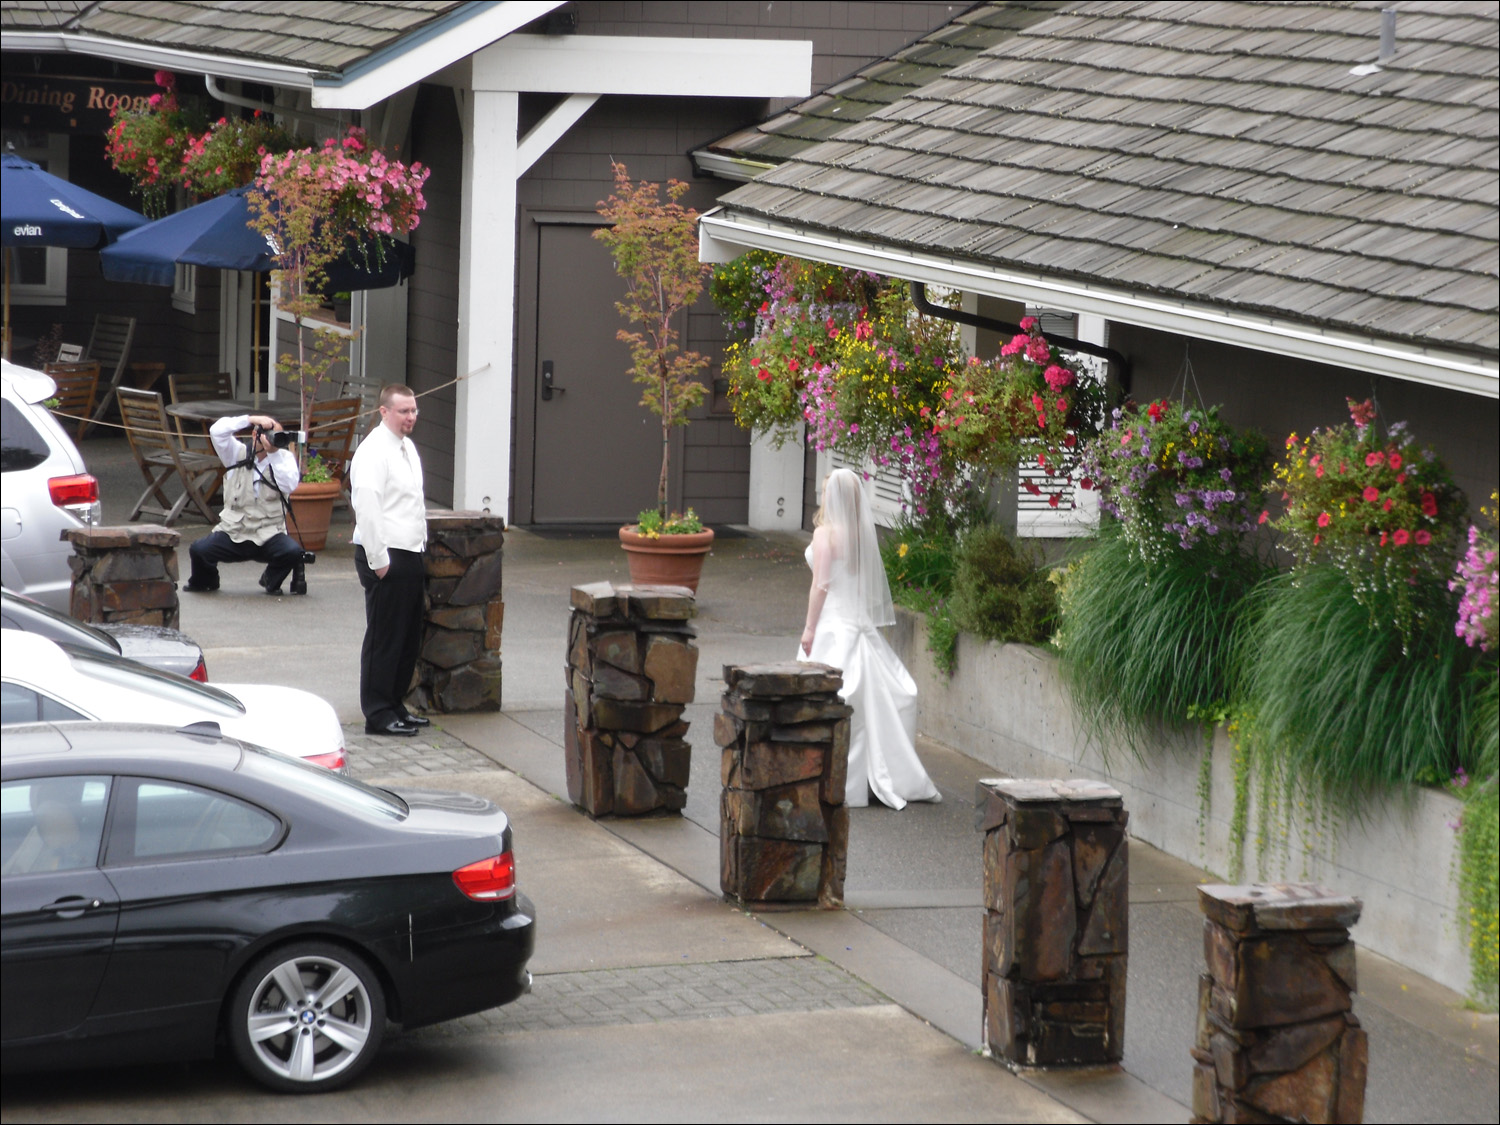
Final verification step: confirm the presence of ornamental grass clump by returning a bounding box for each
[1055,526,1268,751]
[880,518,961,674]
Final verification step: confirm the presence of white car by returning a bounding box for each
[2,360,101,611]
[1,631,346,771]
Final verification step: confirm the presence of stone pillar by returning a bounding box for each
[64,525,180,628]
[718,662,851,909]
[977,778,1128,1068]
[564,582,697,816]
[1192,883,1367,1125]
[412,512,504,713]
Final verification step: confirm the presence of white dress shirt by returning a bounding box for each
[209,414,300,495]
[350,422,427,571]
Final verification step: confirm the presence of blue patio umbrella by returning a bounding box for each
[3,153,148,357]
[1,153,147,248]
[99,186,415,291]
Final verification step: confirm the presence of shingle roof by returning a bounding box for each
[1,1,467,74]
[713,1,1500,359]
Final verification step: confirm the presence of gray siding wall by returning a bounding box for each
[405,84,465,508]
[407,1,965,522]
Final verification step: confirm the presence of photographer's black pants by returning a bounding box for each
[354,546,425,724]
[189,531,304,591]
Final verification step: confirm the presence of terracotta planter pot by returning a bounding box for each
[618,526,714,593]
[287,479,341,552]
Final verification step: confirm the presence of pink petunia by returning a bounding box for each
[1363,486,1380,502]
[1393,529,1410,546]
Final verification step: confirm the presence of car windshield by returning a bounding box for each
[2,590,121,653]
[62,643,244,716]
[242,745,408,821]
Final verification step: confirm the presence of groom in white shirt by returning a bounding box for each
[350,384,430,737]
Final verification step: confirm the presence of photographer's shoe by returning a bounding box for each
[183,580,218,593]
[365,717,418,737]
[258,573,284,596]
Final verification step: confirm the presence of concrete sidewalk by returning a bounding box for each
[48,430,1500,1123]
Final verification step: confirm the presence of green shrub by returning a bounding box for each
[950,525,1057,646]
[881,519,960,674]
[1056,527,1268,749]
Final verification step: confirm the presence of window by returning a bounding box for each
[107,778,282,863]
[0,776,110,875]
[172,262,197,313]
[1,131,69,306]
[1,398,51,473]
[1,681,89,725]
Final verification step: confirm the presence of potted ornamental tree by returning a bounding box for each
[247,128,427,549]
[594,162,715,592]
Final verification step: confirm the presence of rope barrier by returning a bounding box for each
[42,362,491,436]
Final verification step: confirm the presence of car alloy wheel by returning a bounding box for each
[229,942,386,1092]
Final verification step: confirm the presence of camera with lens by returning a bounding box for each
[252,425,302,449]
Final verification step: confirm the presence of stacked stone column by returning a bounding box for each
[65,525,180,627]
[564,582,697,816]
[978,778,1128,1067]
[718,662,851,909]
[1192,883,1367,1124]
[410,512,505,713]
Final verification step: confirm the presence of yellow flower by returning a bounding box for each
[898,543,909,558]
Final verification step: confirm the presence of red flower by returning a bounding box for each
[1080,478,1095,491]
[1338,462,1349,475]
[1317,512,1331,527]
[1393,529,1410,546]
[1420,492,1438,516]
[1388,453,1403,471]
[1396,472,1407,484]
[1380,531,1388,546]
[1382,499,1393,511]
[1363,486,1379,503]
[756,370,771,382]
[1313,533,1322,546]
[1055,397,1068,412]
[1415,530,1432,545]
[1258,510,1269,524]
[1365,451,1384,467]
[1315,464,1325,478]
[1063,433,1077,448]
[1048,494,1061,509]
[1146,401,1165,422]
[1023,481,1042,496]
[788,359,800,374]
[1019,315,1039,331]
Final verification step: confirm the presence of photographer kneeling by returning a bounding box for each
[184,414,305,595]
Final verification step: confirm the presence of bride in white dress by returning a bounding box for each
[798,468,941,809]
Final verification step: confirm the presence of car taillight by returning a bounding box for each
[304,749,347,772]
[189,656,209,682]
[49,474,101,523]
[453,852,515,901]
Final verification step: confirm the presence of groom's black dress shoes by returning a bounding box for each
[365,716,418,736]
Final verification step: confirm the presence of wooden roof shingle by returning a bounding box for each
[709,0,1500,358]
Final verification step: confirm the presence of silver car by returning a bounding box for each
[1,360,101,611]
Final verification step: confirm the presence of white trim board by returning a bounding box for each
[474,34,812,98]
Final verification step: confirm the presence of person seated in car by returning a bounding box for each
[184,414,304,596]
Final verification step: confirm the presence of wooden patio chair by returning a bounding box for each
[84,314,137,426]
[115,388,222,526]
[167,371,235,445]
[42,361,101,441]
[303,396,363,490]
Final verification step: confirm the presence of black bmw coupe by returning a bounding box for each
[1,722,535,1092]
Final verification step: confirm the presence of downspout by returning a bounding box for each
[204,74,345,130]
[910,281,1132,392]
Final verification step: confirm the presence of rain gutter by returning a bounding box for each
[909,281,1131,390]
[0,31,320,89]
[699,209,1498,399]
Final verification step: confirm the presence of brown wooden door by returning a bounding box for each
[531,223,662,523]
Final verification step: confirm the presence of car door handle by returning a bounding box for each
[43,896,102,919]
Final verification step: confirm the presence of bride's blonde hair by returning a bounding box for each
[814,468,863,528]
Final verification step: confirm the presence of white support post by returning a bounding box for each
[747,426,806,532]
[454,87,518,516]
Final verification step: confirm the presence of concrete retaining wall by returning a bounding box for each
[890,608,1470,995]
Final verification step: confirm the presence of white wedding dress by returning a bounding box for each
[798,542,941,809]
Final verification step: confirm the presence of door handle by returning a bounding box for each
[541,360,566,401]
[44,896,102,919]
